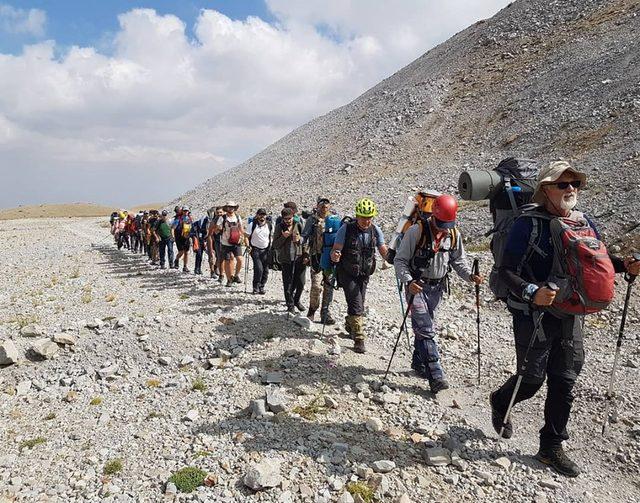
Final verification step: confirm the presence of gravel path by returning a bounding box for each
[0,217,638,502]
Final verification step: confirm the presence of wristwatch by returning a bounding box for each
[522,283,539,302]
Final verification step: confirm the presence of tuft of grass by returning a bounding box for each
[346,481,375,503]
[168,467,207,493]
[191,378,207,392]
[145,379,161,388]
[19,436,46,451]
[194,450,211,458]
[103,458,123,476]
[13,314,38,329]
[145,411,163,420]
[292,395,329,421]
[465,240,490,253]
[90,397,103,406]
[179,293,189,300]
[81,285,92,304]
[69,266,81,279]
[44,412,56,421]
[105,294,117,303]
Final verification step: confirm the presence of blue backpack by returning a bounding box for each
[320,215,346,270]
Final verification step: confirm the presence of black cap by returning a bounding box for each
[317,197,330,205]
[161,210,168,216]
[256,208,267,215]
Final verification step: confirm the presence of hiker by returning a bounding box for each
[273,207,306,313]
[488,161,639,477]
[172,206,193,272]
[246,208,273,294]
[213,202,244,286]
[302,197,336,324]
[146,210,160,265]
[207,206,225,281]
[154,210,175,269]
[114,211,128,250]
[330,198,388,353]
[193,209,217,276]
[394,194,483,393]
[140,210,149,255]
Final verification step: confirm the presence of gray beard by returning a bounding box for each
[559,194,577,211]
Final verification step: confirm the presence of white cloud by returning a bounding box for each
[0,3,46,37]
[0,1,511,207]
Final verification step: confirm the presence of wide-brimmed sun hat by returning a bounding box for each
[532,160,587,204]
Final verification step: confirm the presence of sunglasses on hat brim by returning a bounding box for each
[544,180,582,190]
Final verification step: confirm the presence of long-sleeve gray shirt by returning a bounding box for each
[394,222,473,285]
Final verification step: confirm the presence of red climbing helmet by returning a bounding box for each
[432,194,458,229]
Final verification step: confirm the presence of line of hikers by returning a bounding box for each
[108,159,640,479]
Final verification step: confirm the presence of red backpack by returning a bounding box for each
[548,214,615,315]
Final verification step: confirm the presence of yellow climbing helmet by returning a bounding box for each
[355,198,378,218]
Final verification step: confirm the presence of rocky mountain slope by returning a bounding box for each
[175,0,640,246]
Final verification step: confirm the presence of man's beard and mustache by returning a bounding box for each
[559,192,578,211]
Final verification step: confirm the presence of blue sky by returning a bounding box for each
[0,1,511,208]
[1,1,275,54]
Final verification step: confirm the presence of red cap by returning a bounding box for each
[432,194,458,228]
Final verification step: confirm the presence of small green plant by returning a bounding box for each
[179,293,189,300]
[191,378,207,392]
[194,450,211,458]
[44,412,56,421]
[346,481,375,503]
[19,436,46,451]
[103,458,123,475]
[292,395,329,420]
[69,266,81,279]
[168,467,207,493]
[146,379,161,388]
[50,275,60,287]
[90,397,103,406]
[105,294,117,303]
[145,411,163,420]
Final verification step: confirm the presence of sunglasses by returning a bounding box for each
[545,180,582,190]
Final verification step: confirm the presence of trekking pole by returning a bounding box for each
[383,280,423,384]
[602,252,639,435]
[395,273,412,349]
[498,282,559,440]
[243,247,250,294]
[473,258,481,385]
[321,265,338,338]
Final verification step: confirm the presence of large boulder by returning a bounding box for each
[243,459,282,491]
[0,340,19,365]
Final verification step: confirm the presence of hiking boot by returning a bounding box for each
[217,275,223,283]
[320,311,336,325]
[490,391,513,439]
[258,287,266,295]
[429,379,450,394]
[183,267,190,273]
[306,308,317,321]
[226,279,233,287]
[233,275,242,284]
[287,306,296,315]
[353,339,366,354]
[295,302,306,312]
[173,259,179,268]
[210,271,218,279]
[160,264,166,270]
[535,445,581,478]
[252,288,259,294]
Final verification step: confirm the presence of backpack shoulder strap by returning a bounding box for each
[503,177,519,215]
[415,220,434,256]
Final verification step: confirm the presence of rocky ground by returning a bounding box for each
[1,217,639,503]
